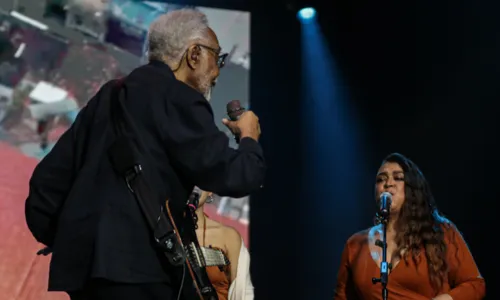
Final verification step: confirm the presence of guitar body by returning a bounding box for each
[165,199,219,300]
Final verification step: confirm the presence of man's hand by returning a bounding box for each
[222,110,261,141]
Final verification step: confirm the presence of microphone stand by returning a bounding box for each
[372,213,389,300]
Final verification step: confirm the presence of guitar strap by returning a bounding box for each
[107,79,185,266]
[107,80,216,300]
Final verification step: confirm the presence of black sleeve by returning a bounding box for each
[25,105,88,246]
[160,84,266,198]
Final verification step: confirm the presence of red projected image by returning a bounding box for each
[204,194,250,246]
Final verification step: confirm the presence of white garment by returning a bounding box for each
[228,240,254,300]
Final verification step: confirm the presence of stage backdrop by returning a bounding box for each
[0,2,250,299]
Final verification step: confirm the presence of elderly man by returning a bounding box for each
[25,9,265,300]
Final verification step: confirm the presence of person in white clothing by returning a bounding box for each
[193,188,254,300]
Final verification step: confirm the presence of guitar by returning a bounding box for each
[165,191,219,300]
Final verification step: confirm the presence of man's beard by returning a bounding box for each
[203,86,212,101]
[198,77,213,101]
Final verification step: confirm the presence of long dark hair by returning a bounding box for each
[381,153,450,292]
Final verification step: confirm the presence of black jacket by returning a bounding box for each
[25,60,266,291]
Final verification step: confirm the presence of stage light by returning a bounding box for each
[297,7,316,21]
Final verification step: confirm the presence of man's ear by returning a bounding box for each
[186,45,201,69]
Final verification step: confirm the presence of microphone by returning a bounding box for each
[226,100,245,121]
[226,100,246,143]
[378,192,392,218]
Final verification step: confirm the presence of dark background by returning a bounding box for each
[246,0,497,299]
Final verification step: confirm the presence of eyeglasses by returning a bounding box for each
[172,44,229,72]
[196,44,228,69]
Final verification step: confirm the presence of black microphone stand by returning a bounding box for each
[372,213,389,300]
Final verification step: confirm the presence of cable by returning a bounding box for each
[176,263,186,300]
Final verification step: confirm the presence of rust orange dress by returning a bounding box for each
[334,224,485,300]
[202,221,230,300]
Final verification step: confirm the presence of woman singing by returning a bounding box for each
[334,153,485,300]
[194,188,254,300]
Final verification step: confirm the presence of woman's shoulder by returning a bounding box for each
[222,225,243,245]
[345,227,373,248]
[433,214,459,238]
[206,218,242,249]
[439,219,464,244]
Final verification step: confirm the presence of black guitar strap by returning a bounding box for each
[107,80,186,265]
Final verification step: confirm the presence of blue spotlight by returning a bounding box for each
[297,7,316,21]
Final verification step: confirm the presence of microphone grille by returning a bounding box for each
[226,100,245,121]
[226,100,241,111]
[381,192,392,198]
[380,192,392,203]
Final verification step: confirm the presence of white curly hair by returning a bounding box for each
[146,9,210,66]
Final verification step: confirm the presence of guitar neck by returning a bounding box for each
[181,207,219,300]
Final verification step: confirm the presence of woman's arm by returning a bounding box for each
[440,225,485,300]
[334,242,357,300]
[225,227,243,282]
[226,230,254,300]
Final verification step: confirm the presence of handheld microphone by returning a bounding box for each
[378,192,392,218]
[226,100,246,143]
[226,100,245,121]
